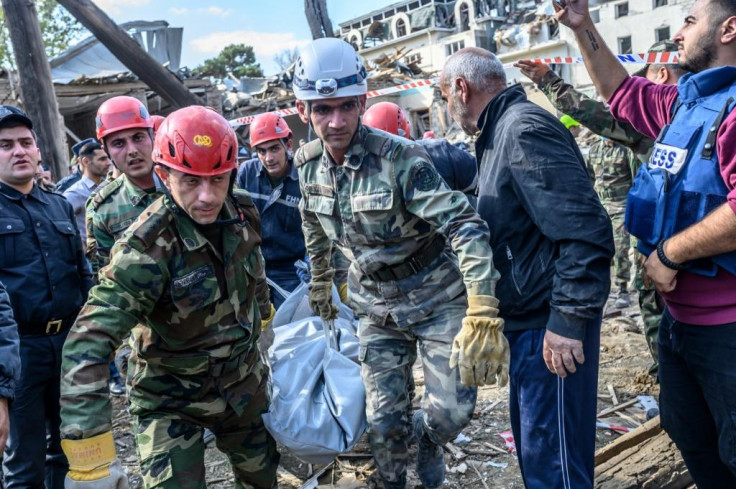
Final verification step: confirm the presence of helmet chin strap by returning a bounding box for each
[215,170,248,227]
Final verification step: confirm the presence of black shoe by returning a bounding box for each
[412,410,445,489]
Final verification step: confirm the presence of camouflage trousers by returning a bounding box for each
[602,200,631,289]
[358,293,476,485]
[632,249,665,373]
[130,364,278,489]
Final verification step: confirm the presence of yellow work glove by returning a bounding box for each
[309,281,338,321]
[449,295,510,387]
[261,303,276,330]
[61,431,129,488]
[338,282,349,304]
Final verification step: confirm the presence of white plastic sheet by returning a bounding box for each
[262,283,366,464]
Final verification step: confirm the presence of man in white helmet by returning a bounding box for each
[292,37,508,489]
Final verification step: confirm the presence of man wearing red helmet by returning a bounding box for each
[363,101,478,204]
[59,106,278,489]
[236,113,305,307]
[85,96,163,278]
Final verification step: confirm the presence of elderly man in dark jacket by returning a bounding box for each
[0,281,20,453]
[441,47,614,489]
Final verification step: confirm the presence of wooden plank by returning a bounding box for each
[444,441,467,460]
[594,416,661,466]
[597,398,638,417]
[607,384,619,406]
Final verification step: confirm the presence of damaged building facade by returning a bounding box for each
[333,0,692,139]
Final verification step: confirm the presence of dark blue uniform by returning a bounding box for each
[236,158,305,308]
[417,139,478,204]
[0,281,19,403]
[0,182,92,488]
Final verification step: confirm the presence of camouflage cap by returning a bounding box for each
[633,40,679,78]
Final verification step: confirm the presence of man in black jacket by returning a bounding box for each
[441,48,614,489]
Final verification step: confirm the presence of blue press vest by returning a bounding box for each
[625,66,736,276]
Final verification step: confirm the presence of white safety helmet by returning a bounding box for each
[292,38,367,101]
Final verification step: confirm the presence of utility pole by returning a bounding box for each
[1,0,69,178]
[57,0,202,108]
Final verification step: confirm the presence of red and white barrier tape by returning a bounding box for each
[230,51,678,127]
[502,50,678,69]
[230,78,438,127]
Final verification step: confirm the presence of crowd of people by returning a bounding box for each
[1,0,735,487]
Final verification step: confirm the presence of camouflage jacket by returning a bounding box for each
[587,138,636,202]
[538,70,654,169]
[60,191,270,440]
[85,174,163,278]
[296,125,498,328]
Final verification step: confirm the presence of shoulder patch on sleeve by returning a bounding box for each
[294,139,324,168]
[128,199,172,250]
[410,160,441,192]
[90,177,124,211]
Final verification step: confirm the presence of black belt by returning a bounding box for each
[19,313,76,337]
[369,236,446,282]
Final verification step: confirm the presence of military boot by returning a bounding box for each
[412,410,445,488]
[614,286,631,309]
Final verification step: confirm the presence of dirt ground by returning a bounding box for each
[112,288,660,489]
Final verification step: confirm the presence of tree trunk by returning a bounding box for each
[304,0,334,39]
[56,0,202,109]
[2,0,69,178]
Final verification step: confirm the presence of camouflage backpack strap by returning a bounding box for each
[364,131,403,161]
[89,176,124,211]
[127,198,172,251]
[232,189,262,236]
[294,139,324,168]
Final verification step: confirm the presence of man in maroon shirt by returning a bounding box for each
[558,0,736,487]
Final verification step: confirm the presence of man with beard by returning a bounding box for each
[440,48,614,488]
[557,0,736,486]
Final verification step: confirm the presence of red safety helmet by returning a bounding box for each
[153,106,238,176]
[249,113,292,148]
[363,102,413,139]
[95,96,153,141]
[422,130,436,140]
[151,115,165,133]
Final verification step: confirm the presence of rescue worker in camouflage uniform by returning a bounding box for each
[59,106,278,489]
[586,137,635,307]
[85,96,163,278]
[292,38,509,489]
[514,43,684,373]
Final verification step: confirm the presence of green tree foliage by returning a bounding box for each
[194,43,263,79]
[0,0,85,69]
